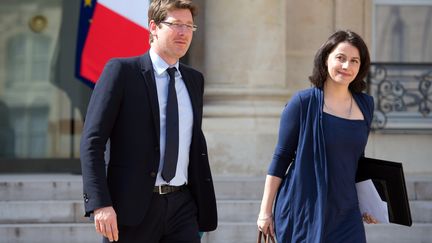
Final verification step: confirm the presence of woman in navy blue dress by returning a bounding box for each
[257,30,378,243]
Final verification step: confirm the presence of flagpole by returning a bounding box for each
[70,102,75,158]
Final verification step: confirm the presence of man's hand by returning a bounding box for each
[94,206,119,242]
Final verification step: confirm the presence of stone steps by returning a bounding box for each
[0,222,431,243]
[1,174,430,201]
[0,200,87,224]
[0,199,430,224]
[0,174,82,201]
[0,174,431,243]
[364,223,432,243]
[0,223,98,243]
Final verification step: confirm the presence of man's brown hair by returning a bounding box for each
[148,0,197,42]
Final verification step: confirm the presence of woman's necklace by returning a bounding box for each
[324,94,353,118]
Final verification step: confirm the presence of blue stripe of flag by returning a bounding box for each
[75,0,97,88]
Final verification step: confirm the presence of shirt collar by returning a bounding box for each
[149,48,180,76]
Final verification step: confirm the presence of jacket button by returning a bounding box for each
[150,172,156,177]
[85,198,89,203]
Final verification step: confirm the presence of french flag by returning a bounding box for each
[76,0,150,86]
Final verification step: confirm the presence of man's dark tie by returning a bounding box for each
[162,67,179,182]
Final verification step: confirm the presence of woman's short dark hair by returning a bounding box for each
[308,30,371,93]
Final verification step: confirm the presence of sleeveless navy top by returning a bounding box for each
[322,112,368,242]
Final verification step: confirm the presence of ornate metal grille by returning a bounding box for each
[367,63,432,131]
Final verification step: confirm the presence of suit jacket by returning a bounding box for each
[80,52,218,231]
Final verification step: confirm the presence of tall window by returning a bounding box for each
[4,34,52,157]
[370,0,432,130]
[0,0,86,162]
[6,34,51,87]
[9,106,49,157]
[373,1,432,62]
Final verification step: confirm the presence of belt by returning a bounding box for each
[153,185,186,195]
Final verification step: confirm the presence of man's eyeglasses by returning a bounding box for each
[160,21,198,32]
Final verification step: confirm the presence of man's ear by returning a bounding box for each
[149,20,158,36]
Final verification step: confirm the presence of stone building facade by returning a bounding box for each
[0,0,430,175]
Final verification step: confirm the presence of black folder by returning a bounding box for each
[356,157,412,226]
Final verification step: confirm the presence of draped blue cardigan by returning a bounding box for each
[268,87,374,243]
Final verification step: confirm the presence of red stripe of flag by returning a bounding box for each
[80,3,150,83]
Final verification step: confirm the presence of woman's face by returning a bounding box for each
[325,42,361,87]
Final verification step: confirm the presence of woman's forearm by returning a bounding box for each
[259,175,283,217]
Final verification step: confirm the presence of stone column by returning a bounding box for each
[202,0,289,175]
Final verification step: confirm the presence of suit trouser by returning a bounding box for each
[103,188,200,243]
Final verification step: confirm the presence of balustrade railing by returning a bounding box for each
[367,63,432,131]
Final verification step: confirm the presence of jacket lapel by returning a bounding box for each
[140,53,160,141]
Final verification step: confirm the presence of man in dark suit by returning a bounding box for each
[80,1,217,242]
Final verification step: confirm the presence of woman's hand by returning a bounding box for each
[362,212,379,224]
[257,175,282,238]
[257,213,275,237]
